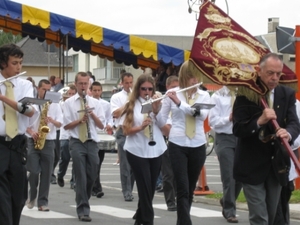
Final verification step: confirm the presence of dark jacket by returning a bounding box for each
[232,85,300,185]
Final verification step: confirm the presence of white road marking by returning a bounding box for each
[22,207,75,218]
[153,204,222,218]
[71,205,160,218]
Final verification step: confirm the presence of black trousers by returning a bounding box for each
[93,150,105,192]
[126,151,162,225]
[0,136,27,225]
[52,130,60,178]
[168,142,206,225]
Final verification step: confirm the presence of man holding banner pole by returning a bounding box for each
[232,53,300,225]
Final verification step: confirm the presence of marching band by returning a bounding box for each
[0,51,298,225]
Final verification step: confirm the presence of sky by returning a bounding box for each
[10,0,300,37]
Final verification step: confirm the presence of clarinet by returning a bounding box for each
[82,90,92,140]
[146,95,156,146]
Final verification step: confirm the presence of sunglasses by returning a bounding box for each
[140,87,153,91]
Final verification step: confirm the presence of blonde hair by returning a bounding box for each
[178,60,198,89]
[122,74,156,135]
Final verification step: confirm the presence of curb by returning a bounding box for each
[193,196,300,220]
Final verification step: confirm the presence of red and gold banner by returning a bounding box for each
[189,0,297,97]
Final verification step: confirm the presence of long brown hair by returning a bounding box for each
[122,74,156,135]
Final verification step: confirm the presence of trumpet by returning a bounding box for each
[142,82,202,106]
[82,90,92,140]
[145,95,156,146]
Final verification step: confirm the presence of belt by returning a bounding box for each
[28,138,54,141]
[0,135,23,142]
[70,137,93,142]
[0,134,26,151]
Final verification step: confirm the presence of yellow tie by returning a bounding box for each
[79,98,88,143]
[4,81,18,139]
[185,93,199,139]
[143,113,150,139]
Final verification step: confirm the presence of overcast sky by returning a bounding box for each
[11,0,300,37]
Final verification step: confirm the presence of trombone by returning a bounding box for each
[142,82,202,106]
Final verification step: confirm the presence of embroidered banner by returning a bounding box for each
[189,0,297,96]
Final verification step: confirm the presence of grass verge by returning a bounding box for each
[205,190,300,203]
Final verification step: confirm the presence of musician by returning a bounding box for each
[63,72,105,222]
[208,86,242,223]
[157,61,210,225]
[110,72,135,201]
[160,75,179,212]
[232,53,300,225]
[26,79,63,211]
[90,81,113,198]
[57,84,77,188]
[122,74,166,225]
[0,44,36,225]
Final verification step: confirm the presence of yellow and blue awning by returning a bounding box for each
[0,0,190,68]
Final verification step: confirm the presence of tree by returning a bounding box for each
[0,30,22,46]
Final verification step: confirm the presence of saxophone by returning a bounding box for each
[34,101,51,150]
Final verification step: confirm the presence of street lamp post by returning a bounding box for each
[187,0,229,20]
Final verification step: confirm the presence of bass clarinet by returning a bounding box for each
[145,95,156,146]
[82,90,92,140]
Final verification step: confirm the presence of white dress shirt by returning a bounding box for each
[59,100,70,140]
[110,89,129,127]
[98,98,113,127]
[63,93,105,142]
[0,74,38,136]
[26,102,63,140]
[123,97,167,158]
[209,86,233,134]
[157,87,211,147]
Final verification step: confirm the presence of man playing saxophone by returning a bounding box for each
[63,72,105,222]
[26,79,63,212]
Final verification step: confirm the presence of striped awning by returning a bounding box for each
[0,0,190,69]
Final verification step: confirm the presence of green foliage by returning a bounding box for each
[0,30,22,47]
[289,190,300,203]
[206,190,300,204]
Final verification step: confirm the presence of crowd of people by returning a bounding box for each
[0,43,299,225]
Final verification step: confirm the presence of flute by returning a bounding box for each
[142,82,202,106]
[0,71,27,85]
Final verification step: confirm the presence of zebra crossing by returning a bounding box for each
[22,204,222,219]
[20,153,225,224]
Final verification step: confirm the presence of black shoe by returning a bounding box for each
[157,187,164,193]
[124,195,133,202]
[57,177,64,187]
[167,205,177,211]
[70,182,75,189]
[92,191,97,196]
[155,184,162,191]
[78,215,92,222]
[51,179,57,185]
[96,191,104,198]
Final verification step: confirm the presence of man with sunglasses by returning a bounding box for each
[110,72,135,202]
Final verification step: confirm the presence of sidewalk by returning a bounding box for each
[194,195,300,220]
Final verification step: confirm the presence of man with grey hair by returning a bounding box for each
[232,53,300,225]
